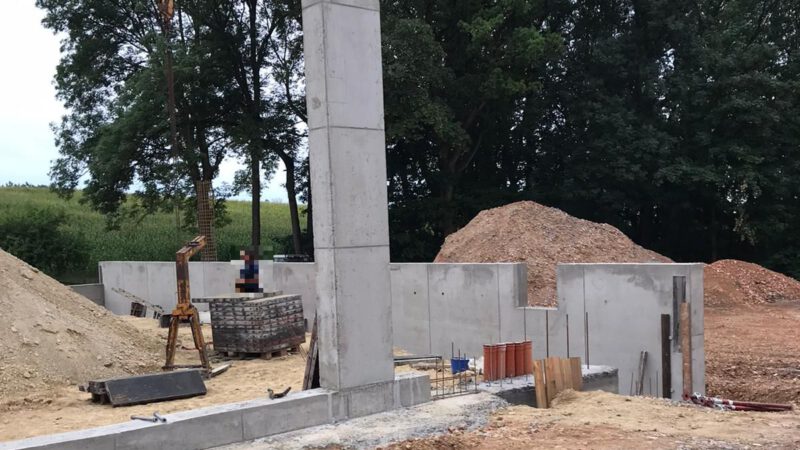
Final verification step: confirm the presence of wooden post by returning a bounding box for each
[533,359,547,408]
[680,303,692,399]
[561,358,573,391]
[546,357,563,404]
[569,357,583,391]
[661,314,672,399]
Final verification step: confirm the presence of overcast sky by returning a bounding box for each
[0,2,288,202]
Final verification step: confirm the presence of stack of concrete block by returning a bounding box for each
[209,293,305,355]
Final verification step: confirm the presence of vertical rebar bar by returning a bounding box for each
[585,312,590,369]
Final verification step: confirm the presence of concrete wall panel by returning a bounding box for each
[272,263,317,322]
[389,264,431,354]
[427,264,500,359]
[68,284,104,306]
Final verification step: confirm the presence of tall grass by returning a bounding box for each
[0,186,302,283]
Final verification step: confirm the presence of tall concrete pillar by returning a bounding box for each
[301,0,394,390]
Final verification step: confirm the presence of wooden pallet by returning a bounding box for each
[224,345,300,360]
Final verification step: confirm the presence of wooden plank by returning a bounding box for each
[545,357,561,405]
[569,357,583,391]
[680,302,692,400]
[302,314,320,390]
[532,359,548,408]
[635,350,648,396]
[560,358,573,390]
[661,314,672,399]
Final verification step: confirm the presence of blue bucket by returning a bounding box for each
[451,357,469,374]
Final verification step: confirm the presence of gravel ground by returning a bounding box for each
[215,393,507,450]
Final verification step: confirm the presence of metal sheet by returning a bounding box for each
[104,370,206,406]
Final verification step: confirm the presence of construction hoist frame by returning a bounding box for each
[164,236,211,373]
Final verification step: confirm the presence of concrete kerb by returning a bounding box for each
[0,375,431,450]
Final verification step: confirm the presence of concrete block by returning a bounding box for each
[336,381,395,419]
[241,391,332,440]
[0,425,120,450]
[115,403,244,450]
[393,372,431,408]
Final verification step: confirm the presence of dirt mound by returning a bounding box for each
[704,259,800,307]
[435,201,670,306]
[0,248,161,401]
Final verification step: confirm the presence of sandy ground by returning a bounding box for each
[0,318,309,442]
[0,318,427,443]
[221,390,800,450]
[387,390,800,450]
[705,303,800,404]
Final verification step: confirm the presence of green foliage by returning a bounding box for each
[382,0,800,279]
[0,187,301,283]
[0,205,89,278]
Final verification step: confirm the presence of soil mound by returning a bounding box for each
[704,259,800,307]
[0,248,161,401]
[435,201,670,306]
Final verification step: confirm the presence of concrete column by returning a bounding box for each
[301,0,394,390]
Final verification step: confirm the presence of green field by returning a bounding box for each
[0,186,302,283]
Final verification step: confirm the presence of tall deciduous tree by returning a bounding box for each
[200,0,306,255]
[40,0,232,259]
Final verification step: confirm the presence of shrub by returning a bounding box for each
[0,207,90,276]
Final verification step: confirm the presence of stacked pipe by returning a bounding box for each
[483,340,533,381]
[690,394,793,412]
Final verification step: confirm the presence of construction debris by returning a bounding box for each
[435,201,669,306]
[130,412,167,423]
[689,393,793,412]
[268,386,291,399]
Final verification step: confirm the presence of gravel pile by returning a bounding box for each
[704,259,800,307]
[0,248,161,402]
[435,201,670,306]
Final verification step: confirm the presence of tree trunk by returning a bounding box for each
[306,163,314,258]
[439,179,457,237]
[247,0,262,255]
[278,151,303,255]
[251,157,261,254]
[195,180,217,261]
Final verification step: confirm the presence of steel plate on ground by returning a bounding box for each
[104,369,207,406]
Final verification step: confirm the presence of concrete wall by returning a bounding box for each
[390,262,704,401]
[389,263,527,360]
[553,264,704,400]
[99,262,316,317]
[97,261,703,400]
[69,284,104,306]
